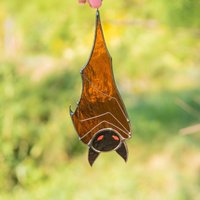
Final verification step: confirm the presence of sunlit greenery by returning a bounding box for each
[0,0,200,199]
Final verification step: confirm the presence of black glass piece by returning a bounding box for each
[116,142,128,162]
[88,147,100,166]
[91,129,120,152]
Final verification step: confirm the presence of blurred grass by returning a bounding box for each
[0,0,200,199]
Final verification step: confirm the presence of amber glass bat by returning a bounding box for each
[70,10,132,166]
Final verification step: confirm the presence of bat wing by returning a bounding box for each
[70,10,131,144]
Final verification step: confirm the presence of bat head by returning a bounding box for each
[90,129,121,152]
[88,129,128,166]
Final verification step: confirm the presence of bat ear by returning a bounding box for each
[88,147,100,166]
[116,142,128,162]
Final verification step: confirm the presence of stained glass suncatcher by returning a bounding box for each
[70,10,132,166]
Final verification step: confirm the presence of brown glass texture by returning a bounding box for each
[70,11,131,144]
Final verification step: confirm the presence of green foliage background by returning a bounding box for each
[0,0,200,199]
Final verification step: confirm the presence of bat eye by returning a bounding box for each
[112,135,119,141]
[97,135,104,141]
